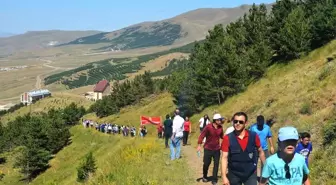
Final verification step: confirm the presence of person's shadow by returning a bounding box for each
[196,176,222,183]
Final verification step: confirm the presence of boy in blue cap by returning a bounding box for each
[260,126,311,185]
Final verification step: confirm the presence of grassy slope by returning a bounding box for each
[3,41,336,184]
[1,92,93,124]
[1,93,194,185]
[189,41,336,184]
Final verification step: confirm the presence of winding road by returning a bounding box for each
[35,59,73,89]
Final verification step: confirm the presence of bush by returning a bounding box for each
[77,151,97,182]
[323,122,336,146]
[299,102,312,115]
[0,170,4,181]
[318,64,335,81]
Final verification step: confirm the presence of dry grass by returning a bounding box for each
[188,41,336,184]
[126,52,189,79]
[1,92,93,124]
[0,65,55,101]
[0,93,193,185]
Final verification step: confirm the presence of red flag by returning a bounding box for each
[140,116,161,125]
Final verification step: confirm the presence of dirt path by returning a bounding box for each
[182,138,261,185]
[35,59,74,89]
[183,141,221,185]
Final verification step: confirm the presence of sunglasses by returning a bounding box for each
[233,120,245,124]
[284,163,291,179]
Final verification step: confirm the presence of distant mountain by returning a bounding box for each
[0,32,16,38]
[62,4,271,51]
[0,30,102,54]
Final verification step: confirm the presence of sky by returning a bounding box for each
[0,0,274,34]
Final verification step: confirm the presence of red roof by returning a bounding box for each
[94,80,109,92]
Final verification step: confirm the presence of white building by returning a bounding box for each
[20,89,51,105]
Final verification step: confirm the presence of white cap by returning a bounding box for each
[213,113,224,120]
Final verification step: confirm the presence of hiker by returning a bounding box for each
[199,114,211,132]
[170,109,184,160]
[157,123,163,139]
[183,116,192,146]
[249,115,275,175]
[260,126,311,185]
[221,112,266,185]
[225,123,234,135]
[163,114,173,148]
[197,113,224,185]
[295,132,313,167]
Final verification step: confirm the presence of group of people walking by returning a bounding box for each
[195,112,312,185]
[82,119,148,137]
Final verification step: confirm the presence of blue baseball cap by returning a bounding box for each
[278,126,299,141]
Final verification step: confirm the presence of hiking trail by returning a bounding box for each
[183,141,220,185]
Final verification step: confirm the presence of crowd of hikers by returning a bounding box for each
[81,109,313,185]
[164,109,312,185]
[82,119,148,137]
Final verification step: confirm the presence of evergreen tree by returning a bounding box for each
[278,6,312,59]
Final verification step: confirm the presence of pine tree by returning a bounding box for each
[278,6,312,59]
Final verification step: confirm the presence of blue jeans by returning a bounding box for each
[169,137,182,160]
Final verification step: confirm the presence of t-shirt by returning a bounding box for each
[173,115,185,138]
[163,119,173,136]
[295,142,312,167]
[199,117,210,128]
[184,121,191,132]
[250,124,272,150]
[262,153,309,185]
[224,126,234,135]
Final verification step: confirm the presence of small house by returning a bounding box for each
[93,80,110,101]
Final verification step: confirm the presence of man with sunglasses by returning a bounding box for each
[221,112,265,185]
[197,113,225,185]
[260,126,311,185]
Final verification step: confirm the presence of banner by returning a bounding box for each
[140,116,161,125]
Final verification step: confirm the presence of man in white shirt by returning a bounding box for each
[224,125,234,135]
[199,114,211,132]
[170,109,185,160]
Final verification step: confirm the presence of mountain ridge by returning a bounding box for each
[0,3,273,55]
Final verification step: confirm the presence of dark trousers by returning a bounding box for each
[164,134,171,148]
[158,132,163,139]
[227,171,257,185]
[183,131,189,145]
[256,149,270,176]
[203,149,220,182]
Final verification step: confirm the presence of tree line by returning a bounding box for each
[0,103,86,181]
[89,72,161,118]
[165,0,336,115]
[90,0,336,118]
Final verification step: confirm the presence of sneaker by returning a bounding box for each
[212,182,217,185]
[202,178,209,182]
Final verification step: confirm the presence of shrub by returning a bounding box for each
[318,66,333,81]
[299,102,312,115]
[0,170,4,181]
[323,122,336,146]
[77,151,97,182]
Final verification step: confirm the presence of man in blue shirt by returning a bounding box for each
[260,126,311,185]
[249,115,274,174]
[295,132,313,167]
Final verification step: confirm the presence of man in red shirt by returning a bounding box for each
[197,113,224,185]
[157,123,163,139]
[221,112,266,185]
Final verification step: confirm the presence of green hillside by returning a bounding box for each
[61,22,183,50]
[44,42,195,89]
[188,41,336,185]
[0,93,194,185]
